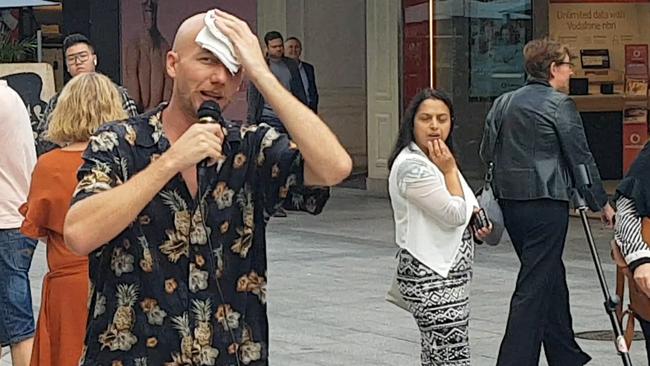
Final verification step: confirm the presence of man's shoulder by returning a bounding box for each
[281,56,299,65]
[281,57,300,71]
[99,110,148,131]
[93,106,164,148]
[239,123,275,141]
[237,123,292,154]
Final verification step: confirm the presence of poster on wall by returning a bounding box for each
[0,63,56,137]
[625,44,649,77]
[549,0,650,77]
[120,0,256,121]
[468,1,531,99]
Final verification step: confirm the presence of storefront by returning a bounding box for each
[401,0,650,187]
[5,0,648,190]
[549,0,650,180]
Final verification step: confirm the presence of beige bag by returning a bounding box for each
[385,272,409,311]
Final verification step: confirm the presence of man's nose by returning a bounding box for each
[210,65,229,83]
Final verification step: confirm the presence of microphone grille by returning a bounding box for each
[197,100,222,120]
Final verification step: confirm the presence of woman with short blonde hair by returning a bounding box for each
[20,71,127,366]
[46,72,127,145]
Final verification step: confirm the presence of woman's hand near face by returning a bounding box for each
[427,139,463,198]
[426,139,457,174]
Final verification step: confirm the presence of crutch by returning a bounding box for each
[571,164,633,366]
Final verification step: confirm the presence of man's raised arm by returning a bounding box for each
[213,9,352,187]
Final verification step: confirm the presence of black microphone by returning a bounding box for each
[198,100,224,128]
[197,100,225,184]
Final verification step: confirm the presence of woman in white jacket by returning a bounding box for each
[388,88,490,366]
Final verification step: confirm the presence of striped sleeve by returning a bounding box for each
[119,86,140,117]
[614,197,650,265]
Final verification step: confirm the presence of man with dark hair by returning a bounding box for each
[247,30,307,132]
[61,33,97,75]
[285,36,319,112]
[34,33,139,156]
[263,31,284,57]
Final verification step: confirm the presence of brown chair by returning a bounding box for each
[611,240,650,349]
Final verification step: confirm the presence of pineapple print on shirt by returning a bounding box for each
[98,284,139,351]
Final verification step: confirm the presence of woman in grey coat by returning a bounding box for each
[480,37,615,366]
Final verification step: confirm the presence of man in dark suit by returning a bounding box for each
[247,31,307,132]
[285,36,319,113]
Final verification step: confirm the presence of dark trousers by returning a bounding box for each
[496,199,591,366]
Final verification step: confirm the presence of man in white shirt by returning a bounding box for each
[0,80,38,366]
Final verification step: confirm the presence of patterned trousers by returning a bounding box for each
[396,235,473,366]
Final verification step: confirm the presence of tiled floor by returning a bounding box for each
[1,187,647,365]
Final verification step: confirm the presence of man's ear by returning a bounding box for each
[166,50,179,79]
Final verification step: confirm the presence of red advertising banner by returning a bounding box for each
[625,44,649,78]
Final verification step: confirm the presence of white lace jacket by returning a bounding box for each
[388,143,478,277]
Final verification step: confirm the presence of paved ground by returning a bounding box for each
[2,187,647,365]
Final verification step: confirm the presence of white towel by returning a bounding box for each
[195,10,241,75]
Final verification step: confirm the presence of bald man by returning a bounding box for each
[63,9,351,365]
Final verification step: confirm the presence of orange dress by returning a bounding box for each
[19,149,89,366]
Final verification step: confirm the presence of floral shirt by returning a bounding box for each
[34,85,139,156]
[71,104,329,366]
